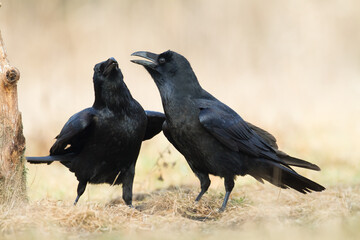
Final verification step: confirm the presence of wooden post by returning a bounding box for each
[0,28,26,204]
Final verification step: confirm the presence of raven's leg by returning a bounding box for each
[74,181,87,205]
[219,177,235,212]
[195,172,211,202]
[121,163,135,207]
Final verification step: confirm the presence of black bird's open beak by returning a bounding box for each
[131,51,158,70]
[103,57,119,76]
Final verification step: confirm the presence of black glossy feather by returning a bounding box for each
[199,106,279,160]
[245,121,278,148]
[143,111,166,140]
[50,108,96,155]
[245,121,320,171]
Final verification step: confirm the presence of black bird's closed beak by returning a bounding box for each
[103,57,119,76]
[131,51,158,69]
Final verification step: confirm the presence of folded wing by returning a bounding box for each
[143,111,166,141]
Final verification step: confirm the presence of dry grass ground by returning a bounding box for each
[1,0,360,239]
[1,183,360,239]
[1,149,358,239]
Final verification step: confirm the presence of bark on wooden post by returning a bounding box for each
[0,30,26,204]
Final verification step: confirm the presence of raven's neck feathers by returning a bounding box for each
[93,81,133,112]
[159,69,203,100]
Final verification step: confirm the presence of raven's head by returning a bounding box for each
[93,57,123,87]
[131,50,200,94]
[92,58,131,109]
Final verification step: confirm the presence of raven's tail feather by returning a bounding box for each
[276,151,321,171]
[249,159,325,193]
[26,154,74,164]
[26,156,54,164]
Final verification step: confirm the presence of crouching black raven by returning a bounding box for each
[131,50,325,212]
[27,58,165,206]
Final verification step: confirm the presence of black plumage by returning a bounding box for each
[27,58,165,206]
[131,50,325,212]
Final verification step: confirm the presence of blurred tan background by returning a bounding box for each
[0,0,359,200]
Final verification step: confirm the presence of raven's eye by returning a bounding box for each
[158,57,166,64]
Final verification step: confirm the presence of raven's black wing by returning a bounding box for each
[246,121,320,170]
[50,108,97,155]
[198,104,320,170]
[143,111,166,141]
[198,105,280,161]
[245,121,278,149]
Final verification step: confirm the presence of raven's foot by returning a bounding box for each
[218,206,226,213]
